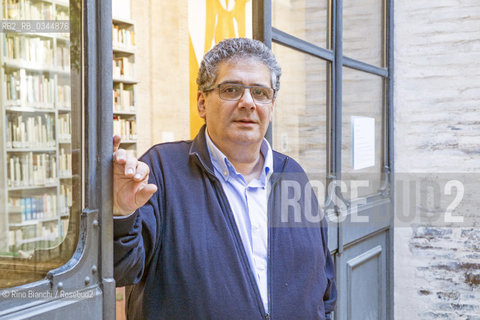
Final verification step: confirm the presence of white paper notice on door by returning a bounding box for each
[351,116,375,170]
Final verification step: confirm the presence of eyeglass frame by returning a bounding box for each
[203,82,276,104]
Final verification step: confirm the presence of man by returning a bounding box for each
[113,38,336,320]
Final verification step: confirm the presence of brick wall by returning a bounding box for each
[394,1,480,319]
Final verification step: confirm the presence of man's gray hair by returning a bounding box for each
[197,38,282,94]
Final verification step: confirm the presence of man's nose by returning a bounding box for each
[238,88,256,109]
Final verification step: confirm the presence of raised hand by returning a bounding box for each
[113,135,158,216]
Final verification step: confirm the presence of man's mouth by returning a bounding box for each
[235,119,257,124]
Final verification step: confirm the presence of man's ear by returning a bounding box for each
[197,91,207,119]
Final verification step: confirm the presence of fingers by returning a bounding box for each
[113,148,126,164]
[113,149,149,181]
[113,135,121,153]
[136,183,158,207]
[124,155,138,177]
[133,161,150,181]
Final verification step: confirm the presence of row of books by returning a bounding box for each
[3,35,54,66]
[57,84,71,106]
[56,45,70,70]
[3,0,58,20]
[8,186,72,218]
[58,113,71,139]
[112,24,135,48]
[113,57,135,78]
[59,184,73,210]
[5,70,56,105]
[58,147,72,177]
[7,152,57,188]
[8,194,59,222]
[113,117,136,141]
[8,221,68,249]
[5,114,56,148]
[113,86,135,112]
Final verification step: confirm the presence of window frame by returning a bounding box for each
[0,0,115,318]
[253,0,394,205]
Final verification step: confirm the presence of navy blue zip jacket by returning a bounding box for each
[114,126,337,320]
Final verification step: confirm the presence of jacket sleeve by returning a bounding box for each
[113,151,164,287]
[321,215,337,318]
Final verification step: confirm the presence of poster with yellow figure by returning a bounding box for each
[188,0,252,138]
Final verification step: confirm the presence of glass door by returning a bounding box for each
[0,0,114,318]
[0,0,80,289]
[255,0,394,318]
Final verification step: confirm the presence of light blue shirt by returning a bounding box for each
[205,129,273,313]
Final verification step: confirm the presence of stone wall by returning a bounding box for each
[394,1,480,319]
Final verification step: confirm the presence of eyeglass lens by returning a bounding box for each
[218,83,273,103]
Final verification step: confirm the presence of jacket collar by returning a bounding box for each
[189,125,288,177]
[189,125,216,177]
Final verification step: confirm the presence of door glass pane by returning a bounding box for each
[0,0,82,288]
[272,0,330,49]
[343,0,384,67]
[272,43,329,205]
[341,67,384,199]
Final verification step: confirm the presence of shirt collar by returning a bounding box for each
[205,128,273,184]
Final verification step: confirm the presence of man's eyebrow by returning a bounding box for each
[219,80,270,87]
[219,80,242,85]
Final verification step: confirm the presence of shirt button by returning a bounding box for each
[258,264,266,271]
[223,171,227,176]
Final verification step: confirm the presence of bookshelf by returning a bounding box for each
[0,0,72,255]
[112,6,137,157]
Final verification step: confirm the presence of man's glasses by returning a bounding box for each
[206,83,275,104]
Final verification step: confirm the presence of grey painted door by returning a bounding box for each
[255,0,394,319]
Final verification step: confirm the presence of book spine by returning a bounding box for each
[15,157,21,186]
[7,114,56,148]
[26,197,32,221]
[38,196,44,219]
[20,198,26,222]
[32,197,37,220]
[43,194,50,218]
[6,114,11,148]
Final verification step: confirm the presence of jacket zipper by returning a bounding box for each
[212,177,269,319]
[266,197,272,320]
[267,182,273,320]
[266,158,289,320]
[193,153,289,320]
[266,177,280,320]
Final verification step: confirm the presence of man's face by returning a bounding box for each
[197,58,274,151]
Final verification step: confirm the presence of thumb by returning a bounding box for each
[135,183,158,207]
